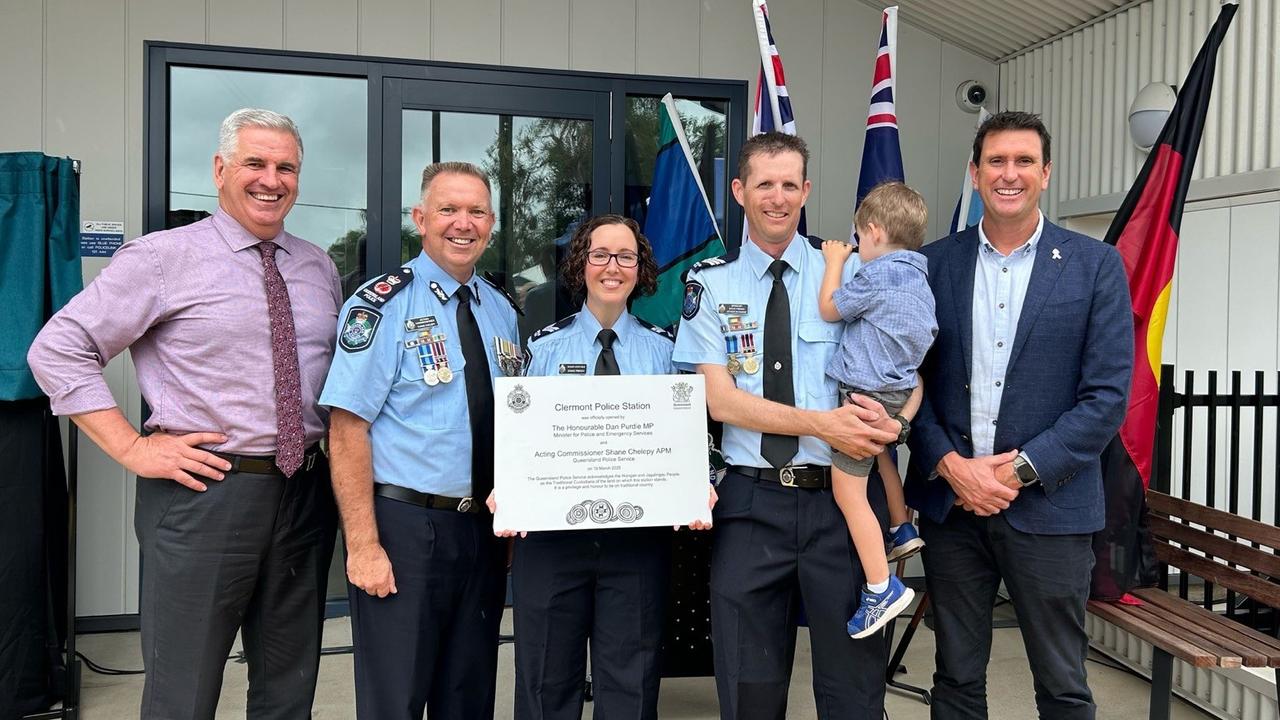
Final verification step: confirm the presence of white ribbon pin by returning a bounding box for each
[1051,248,1062,261]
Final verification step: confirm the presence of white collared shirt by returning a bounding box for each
[969,212,1044,456]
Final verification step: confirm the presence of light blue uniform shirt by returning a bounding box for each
[673,234,857,468]
[320,250,519,497]
[970,213,1043,457]
[525,307,675,377]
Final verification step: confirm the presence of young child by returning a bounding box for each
[818,181,938,639]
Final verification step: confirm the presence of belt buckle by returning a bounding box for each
[779,465,797,487]
[456,496,474,512]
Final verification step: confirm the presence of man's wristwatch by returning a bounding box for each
[1012,453,1039,487]
[890,414,910,446]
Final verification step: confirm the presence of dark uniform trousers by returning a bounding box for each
[512,527,670,720]
[350,495,506,720]
[133,454,337,720]
[919,511,1095,720]
[710,469,889,720]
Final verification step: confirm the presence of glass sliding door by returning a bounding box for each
[382,80,610,340]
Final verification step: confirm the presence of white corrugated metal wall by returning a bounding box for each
[999,0,1280,220]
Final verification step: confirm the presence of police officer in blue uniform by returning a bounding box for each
[492,215,710,720]
[673,133,901,720]
[321,162,522,720]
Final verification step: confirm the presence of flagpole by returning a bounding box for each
[752,0,784,131]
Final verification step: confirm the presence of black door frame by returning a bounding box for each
[382,78,611,276]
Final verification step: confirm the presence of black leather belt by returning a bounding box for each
[212,444,322,476]
[374,483,482,513]
[729,464,832,489]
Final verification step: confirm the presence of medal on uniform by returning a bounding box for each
[725,335,742,375]
[433,336,454,383]
[493,336,520,377]
[742,334,760,374]
[417,344,440,386]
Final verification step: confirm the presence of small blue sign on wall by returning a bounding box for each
[81,220,124,258]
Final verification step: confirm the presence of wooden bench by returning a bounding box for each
[1087,490,1280,720]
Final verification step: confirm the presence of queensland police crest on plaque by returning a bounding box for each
[506,384,531,413]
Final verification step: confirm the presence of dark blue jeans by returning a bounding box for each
[920,510,1095,720]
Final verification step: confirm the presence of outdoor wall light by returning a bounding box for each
[1128,82,1177,151]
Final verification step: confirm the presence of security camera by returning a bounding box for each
[956,80,987,113]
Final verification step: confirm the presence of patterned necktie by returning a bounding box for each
[455,284,495,500]
[761,258,798,469]
[595,329,620,376]
[257,242,305,477]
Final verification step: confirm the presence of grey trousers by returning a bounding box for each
[133,455,336,720]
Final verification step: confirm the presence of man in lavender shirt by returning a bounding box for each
[27,108,341,720]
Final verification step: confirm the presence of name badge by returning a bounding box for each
[558,363,588,375]
[718,303,749,315]
[405,316,438,332]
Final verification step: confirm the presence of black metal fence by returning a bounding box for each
[1150,364,1280,633]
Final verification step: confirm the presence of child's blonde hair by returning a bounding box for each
[854,181,928,250]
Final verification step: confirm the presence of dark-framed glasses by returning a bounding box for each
[586,250,639,268]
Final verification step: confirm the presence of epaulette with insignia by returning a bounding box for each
[355,266,415,307]
[690,251,738,271]
[529,315,577,343]
[806,234,826,250]
[481,272,526,316]
[635,317,675,341]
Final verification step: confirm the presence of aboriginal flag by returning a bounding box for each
[1091,1,1237,600]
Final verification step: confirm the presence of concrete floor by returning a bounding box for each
[72,609,1211,719]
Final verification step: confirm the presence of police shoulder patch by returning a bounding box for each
[339,306,383,352]
[481,272,526,316]
[355,266,415,307]
[681,280,705,320]
[530,314,577,344]
[635,317,675,341]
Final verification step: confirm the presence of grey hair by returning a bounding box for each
[420,161,491,203]
[218,108,304,164]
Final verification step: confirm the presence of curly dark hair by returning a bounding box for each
[560,214,659,303]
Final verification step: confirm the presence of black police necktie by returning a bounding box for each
[595,329,621,376]
[761,259,798,469]
[455,284,494,499]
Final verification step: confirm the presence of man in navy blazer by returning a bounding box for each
[905,111,1132,719]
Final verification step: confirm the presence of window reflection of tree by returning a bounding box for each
[624,97,726,232]
[327,211,408,299]
[481,117,593,340]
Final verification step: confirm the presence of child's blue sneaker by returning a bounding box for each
[847,575,915,639]
[885,523,926,563]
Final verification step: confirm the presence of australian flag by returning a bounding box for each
[750,0,796,136]
[749,0,805,236]
[853,6,905,240]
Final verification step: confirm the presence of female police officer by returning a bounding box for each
[489,214,710,720]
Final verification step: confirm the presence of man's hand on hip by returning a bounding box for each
[123,432,232,492]
[937,450,1019,516]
